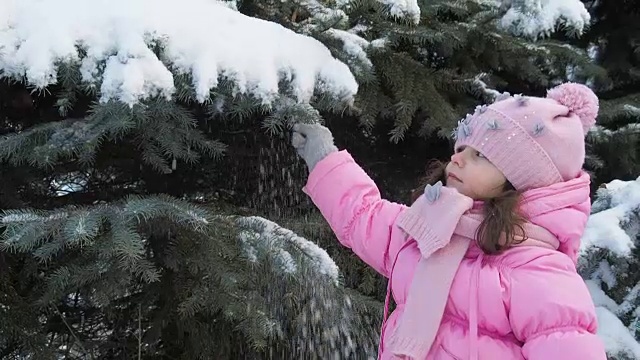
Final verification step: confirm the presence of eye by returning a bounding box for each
[476,151,486,159]
[455,146,465,153]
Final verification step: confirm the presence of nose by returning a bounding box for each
[450,150,466,167]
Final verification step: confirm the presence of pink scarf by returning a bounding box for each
[388,172,591,359]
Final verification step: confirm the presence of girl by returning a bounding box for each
[291,82,607,360]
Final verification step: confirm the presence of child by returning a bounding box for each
[291,82,607,360]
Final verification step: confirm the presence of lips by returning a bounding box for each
[447,172,462,183]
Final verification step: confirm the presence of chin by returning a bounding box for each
[446,180,460,191]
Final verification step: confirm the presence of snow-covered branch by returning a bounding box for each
[378,0,421,24]
[579,177,640,358]
[0,0,358,106]
[475,0,591,39]
[236,216,340,284]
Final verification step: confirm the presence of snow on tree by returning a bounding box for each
[235,216,380,358]
[0,0,357,108]
[498,0,591,39]
[579,177,640,359]
[238,216,340,282]
[377,0,421,23]
[0,0,375,357]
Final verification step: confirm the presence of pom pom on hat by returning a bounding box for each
[546,82,599,133]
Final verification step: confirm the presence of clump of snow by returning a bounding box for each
[0,0,358,106]
[276,248,297,274]
[379,0,421,24]
[2,211,69,224]
[618,283,640,316]
[585,280,640,358]
[472,74,502,100]
[499,0,591,39]
[591,260,618,289]
[623,104,640,115]
[326,29,372,69]
[586,280,619,312]
[589,123,640,142]
[580,177,640,257]
[349,24,369,34]
[595,307,640,359]
[301,0,349,27]
[244,242,258,263]
[236,216,340,283]
[473,0,501,6]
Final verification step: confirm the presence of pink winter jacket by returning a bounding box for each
[303,150,606,360]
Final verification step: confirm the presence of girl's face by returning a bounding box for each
[444,146,507,200]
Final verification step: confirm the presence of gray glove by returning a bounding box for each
[291,123,338,171]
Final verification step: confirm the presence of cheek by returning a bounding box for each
[470,172,503,197]
[484,174,507,196]
[467,182,486,198]
[491,169,508,188]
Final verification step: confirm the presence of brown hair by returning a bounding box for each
[410,160,528,255]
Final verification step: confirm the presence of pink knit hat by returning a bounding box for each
[454,82,599,191]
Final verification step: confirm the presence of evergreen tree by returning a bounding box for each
[0,0,378,358]
[569,2,640,358]
[572,0,640,187]
[0,0,627,358]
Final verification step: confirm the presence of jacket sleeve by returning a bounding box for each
[302,150,408,278]
[507,251,607,360]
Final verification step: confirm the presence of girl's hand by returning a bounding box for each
[291,123,338,171]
